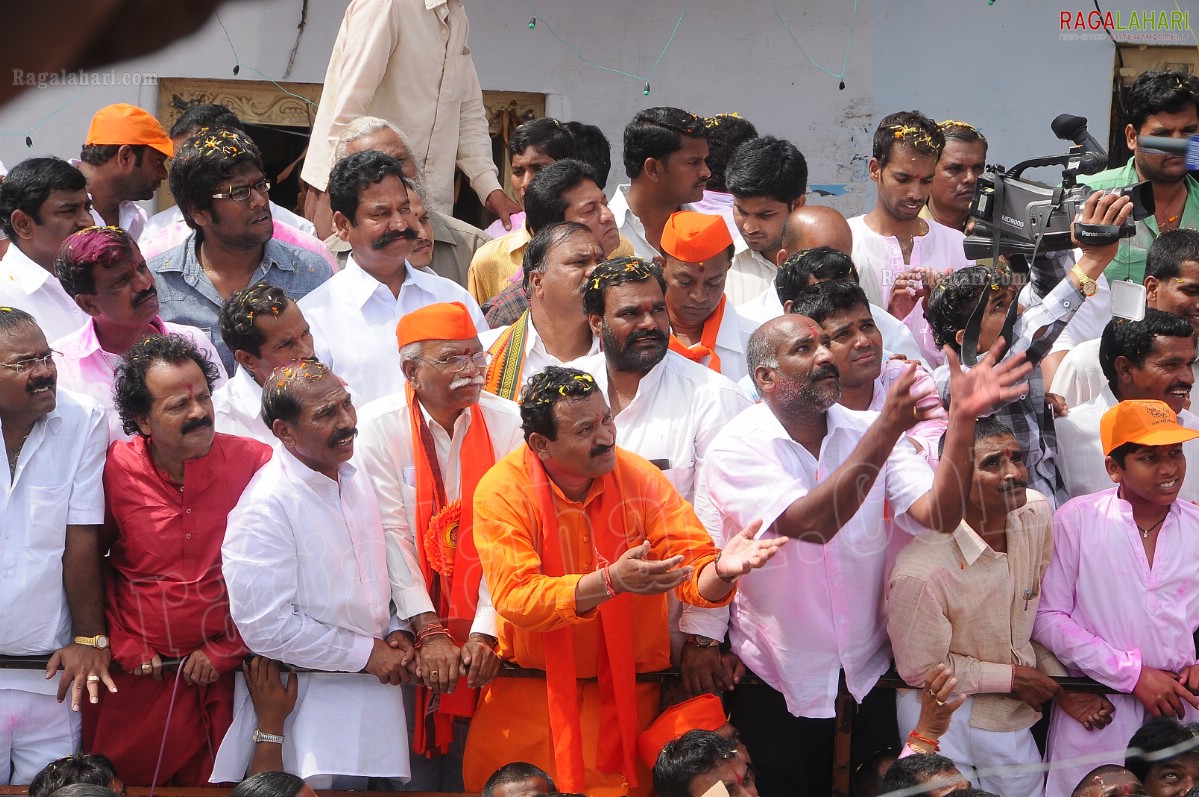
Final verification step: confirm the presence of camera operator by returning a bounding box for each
[1078,69,1199,284]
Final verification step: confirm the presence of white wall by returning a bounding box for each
[0,0,1134,217]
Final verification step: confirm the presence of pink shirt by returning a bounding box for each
[1033,488,1199,795]
[53,317,228,442]
[847,215,972,368]
[139,219,339,273]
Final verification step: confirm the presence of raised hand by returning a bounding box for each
[715,521,787,580]
[610,541,692,596]
[944,338,1033,419]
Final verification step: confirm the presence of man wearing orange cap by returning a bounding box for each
[658,211,752,383]
[356,301,523,792]
[637,694,731,774]
[75,104,173,241]
[1035,399,1199,795]
[464,365,787,797]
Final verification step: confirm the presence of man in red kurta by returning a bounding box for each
[83,334,271,785]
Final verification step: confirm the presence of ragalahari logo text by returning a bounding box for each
[1060,9,1189,31]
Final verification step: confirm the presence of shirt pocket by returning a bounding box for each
[23,483,70,554]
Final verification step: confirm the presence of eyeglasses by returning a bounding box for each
[212,178,271,202]
[0,352,58,375]
[419,351,491,373]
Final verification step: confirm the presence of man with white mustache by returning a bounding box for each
[356,301,524,791]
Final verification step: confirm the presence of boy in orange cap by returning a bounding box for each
[658,210,752,382]
[1034,399,1199,795]
[76,104,173,239]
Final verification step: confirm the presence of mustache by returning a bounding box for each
[133,286,157,307]
[328,427,358,447]
[998,479,1028,493]
[370,227,419,250]
[589,443,614,459]
[449,374,485,390]
[1168,382,1192,394]
[811,364,839,382]
[27,376,54,394]
[180,415,213,434]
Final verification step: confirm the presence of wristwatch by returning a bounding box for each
[684,634,721,649]
[74,634,109,650]
[1070,265,1098,297]
[252,729,285,744]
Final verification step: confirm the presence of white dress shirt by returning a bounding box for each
[608,185,702,260]
[0,245,88,341]
[0,390,106,695]
[478,316,600,383]
[1055,385,1199,501]
[88,201,147,242]
[681,402,934,717]
[300,257,487,405]
[212,367,271,445]
[356,389,524,634]
[727,246,777,308]
[578,351,751,502]
[215,446,410,782]
[738,287,928,368]
[52,317,227,442]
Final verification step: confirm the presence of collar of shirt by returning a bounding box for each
[340,255,411,310]
[59,316,168,359]
[952,520,997,567]
[498,226,532,260]
[609,184,643,235]
[123,429,225,493]
[275,440,357,496]
[0,400,64,447]
[755,399,869,458]
[527,314,601,361]
[230,365,263,409]
[0,243,52,292]
[156,232,298,281]
[714,304,747,354]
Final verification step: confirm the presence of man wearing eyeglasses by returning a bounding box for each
[301,151,486,404]
[149,127,333,375]
[0,307,110,785]
[356,301,523,792]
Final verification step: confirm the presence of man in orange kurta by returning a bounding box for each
[465,365,785,797]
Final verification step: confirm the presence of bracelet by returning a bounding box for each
[713,551,739,584]
[415,624,453,650]
[602,565,618,599]
[908,730,940,752]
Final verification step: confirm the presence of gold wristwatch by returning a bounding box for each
[73,634,109,650]
[1070,265,1097,297]
[684,634,721,648]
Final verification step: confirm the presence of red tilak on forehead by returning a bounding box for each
[186,384,195,400]
[806,321,822,339]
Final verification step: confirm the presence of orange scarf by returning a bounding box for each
[668,295,726,372]
[526,446,640,793]
[407,383,496,755]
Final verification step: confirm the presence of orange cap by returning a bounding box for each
[636,694,728,770]
[1101,399,1199,455]
[396,302,478,350]
[85,104,174,158]
[660,211,734,264]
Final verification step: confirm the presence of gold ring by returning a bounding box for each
[141,663,152,670]
[431,670,438,676]
[935,699,946,706]
[86,675,100,682]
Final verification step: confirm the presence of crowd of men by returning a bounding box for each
[5,4,1199,796]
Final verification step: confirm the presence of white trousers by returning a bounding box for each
[0,689,81,785]
[898,689,1045,797]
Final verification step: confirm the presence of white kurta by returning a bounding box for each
[578,351,751,502]
[300,257,487,405]
[356,389,525,632]
[215,447,410,782]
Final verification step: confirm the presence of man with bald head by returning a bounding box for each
[1071,765,1147,797]
[737,243,925,364]
[680,311,1030,796]
[324,117,489,287]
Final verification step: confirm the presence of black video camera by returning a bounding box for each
[963,114,1154,263]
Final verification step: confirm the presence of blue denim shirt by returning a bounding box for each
[150,232,333,373]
